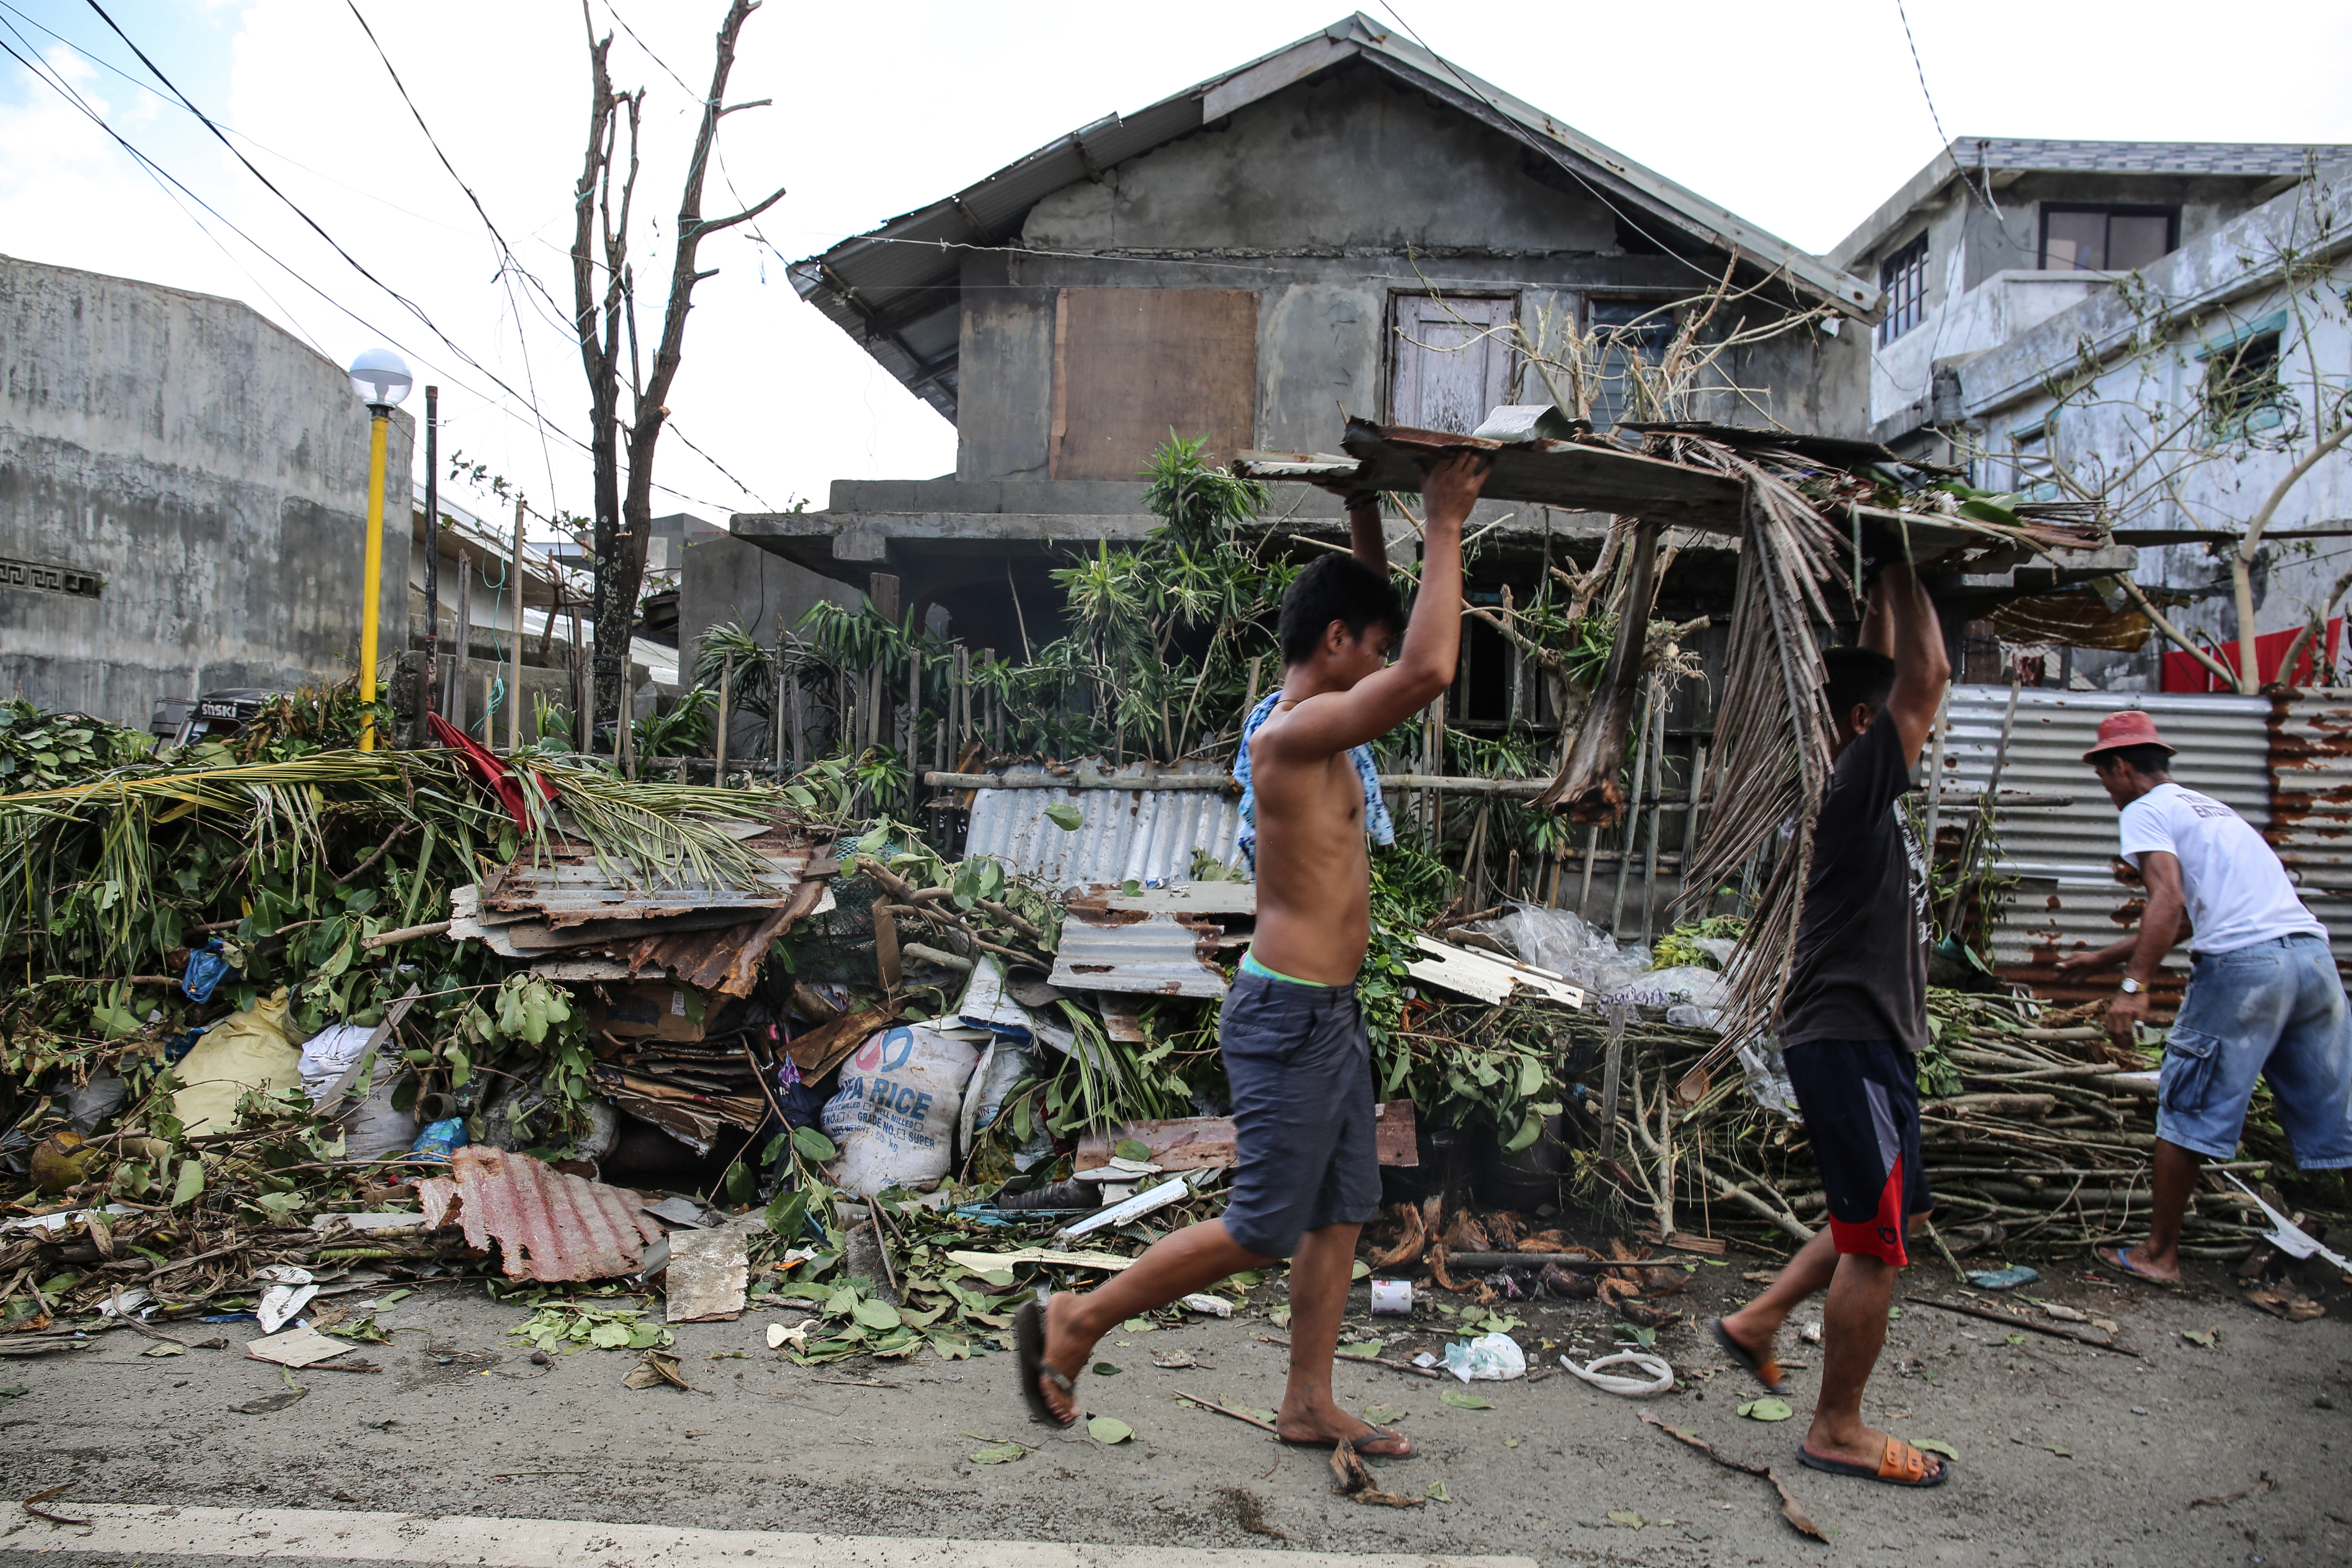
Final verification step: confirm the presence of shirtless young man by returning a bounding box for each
[1016,451,1492,1454]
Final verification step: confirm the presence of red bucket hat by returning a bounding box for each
[2082,709,2175,762]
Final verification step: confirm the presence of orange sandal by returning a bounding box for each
[1799,1437,1950,1488]
[1709,1317,1783,1391]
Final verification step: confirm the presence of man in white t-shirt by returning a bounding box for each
[2057,710,2352,1283]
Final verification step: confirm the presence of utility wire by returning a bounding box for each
[27,3,744,517]
[1892,0,1999,215]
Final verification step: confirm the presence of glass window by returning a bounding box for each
[2009,421,2059,501]
[1878,233,1929,345]
[2041,205,2178,272]
[1586,298,1675,428]
[2203,329,2288,439]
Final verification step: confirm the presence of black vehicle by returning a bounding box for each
[148,688,277,746]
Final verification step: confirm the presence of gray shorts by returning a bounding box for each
[1217,968,1381,1258]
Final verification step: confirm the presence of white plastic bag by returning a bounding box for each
[821,1024,982,1197]
[1601,964,1728,1013]
[1441,1331,1527,1382]
[958,1037,1036,1156]
[298,1022,420,1161]
[1488,907,1650,996]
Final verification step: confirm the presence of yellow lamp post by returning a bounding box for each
[345,349,412,750]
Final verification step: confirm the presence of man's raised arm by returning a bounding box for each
[1263,452,1490,760]
[1870,562,1950,763]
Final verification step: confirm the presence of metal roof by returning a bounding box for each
[415,1147,666,1283]
[1933,687,2350,997]
[963,764,1246,888]
[791,13,1878,418]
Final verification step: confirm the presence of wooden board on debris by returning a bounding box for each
[1075,1101,1417,1171]
[588,984,712,1042]
[1407,936,1585,1008]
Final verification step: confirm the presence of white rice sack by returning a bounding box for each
[821,1024,982,1197]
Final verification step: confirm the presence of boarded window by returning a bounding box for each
[1390,294,1515,432]
[1050,289,1258,481]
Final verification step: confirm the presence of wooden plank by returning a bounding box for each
[1051,289,1258,479]
[1072,1100,1419,1172]
[785,1007,896,1078]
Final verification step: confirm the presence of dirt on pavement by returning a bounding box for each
[0,1247,2344,1566]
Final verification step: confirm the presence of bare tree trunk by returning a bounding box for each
[1538,519,1663,820]
[571,0,784,742]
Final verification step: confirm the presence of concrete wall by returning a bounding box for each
[0,254,410,724]
[677,530,858,754]
[1948,169,2352,684]
[953,62,1864,481]
[1849,173,2294,429]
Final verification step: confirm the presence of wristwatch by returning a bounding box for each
[2118,977,2143,995]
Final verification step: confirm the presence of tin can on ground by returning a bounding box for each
[1368,1278,1413,1315]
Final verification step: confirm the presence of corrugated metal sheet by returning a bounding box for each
[1050,908,1229,1000]
[1929,687,2351,995]
[415,1147,665,1283]
[964,764,1246,888]
[2265,688,2352,947]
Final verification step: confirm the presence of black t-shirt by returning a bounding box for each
[1780,710,1929,1054]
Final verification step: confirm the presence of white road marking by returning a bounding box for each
[0,1504,1537,1568]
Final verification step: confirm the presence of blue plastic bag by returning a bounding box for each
[181,940,236,1004]
[410,1117,469,1162]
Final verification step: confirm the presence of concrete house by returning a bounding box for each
[698,12,1880,705]
[0,254,410,726]
[1835,140,2352,690]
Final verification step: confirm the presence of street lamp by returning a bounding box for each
[347,349,411,750]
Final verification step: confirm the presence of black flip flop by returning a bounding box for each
[1014,1298,1077,1428]
[1798,1440,1950,1488]
[1279,1420,1414,1459]
[1709,1317,1783,1391]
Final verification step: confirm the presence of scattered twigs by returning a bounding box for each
[1639,1409,1825,1541]
[1173,1389,1279,1434]
[1903,1295,2145,1359]
[19,1483,90,1530]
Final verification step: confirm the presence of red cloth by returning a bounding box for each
[427,712,551,829]
[2161,617,2341,692]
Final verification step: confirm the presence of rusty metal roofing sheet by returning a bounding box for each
[1050,907,1229,999]
[1930,687,2326,997]
[415,1147,664,1283]
[2264,688,2352,949]
[481,829,812,928]
[964,764,1246,889]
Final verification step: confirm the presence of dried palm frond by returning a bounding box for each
[1666,441,1846,1078]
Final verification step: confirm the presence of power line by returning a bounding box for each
[27,4,743,518]
[1892,0,1999,215]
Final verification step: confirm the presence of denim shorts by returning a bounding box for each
[2159,933,2352,1167]
[1216,968,1381,1258]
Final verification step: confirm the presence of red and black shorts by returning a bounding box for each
[1783,1038,1932,1265]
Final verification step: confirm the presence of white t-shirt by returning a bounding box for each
[2116,782,2324,955]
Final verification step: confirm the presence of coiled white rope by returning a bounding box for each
[1561,1350,1674,1396]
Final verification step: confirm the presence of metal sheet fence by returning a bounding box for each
[1937,686,2352,988]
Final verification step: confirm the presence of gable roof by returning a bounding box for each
[790,13,1879,421]
[1832,136,2352,270]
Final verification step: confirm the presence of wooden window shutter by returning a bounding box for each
[1050,289,1258,481]
[1390,295,1516,433]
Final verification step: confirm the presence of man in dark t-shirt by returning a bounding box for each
[1710,561,1950,1489]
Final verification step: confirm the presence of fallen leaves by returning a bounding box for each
[1328,1440,1422,1508]
[1087,1414,1134,1445]
[622,1348,688,1390]
[1439,1388,1493,1410]
[1737,1396,1794,1422]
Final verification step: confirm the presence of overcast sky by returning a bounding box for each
[7,0,2351,540]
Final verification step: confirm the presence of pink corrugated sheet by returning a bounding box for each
[414,1146,666,1282]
